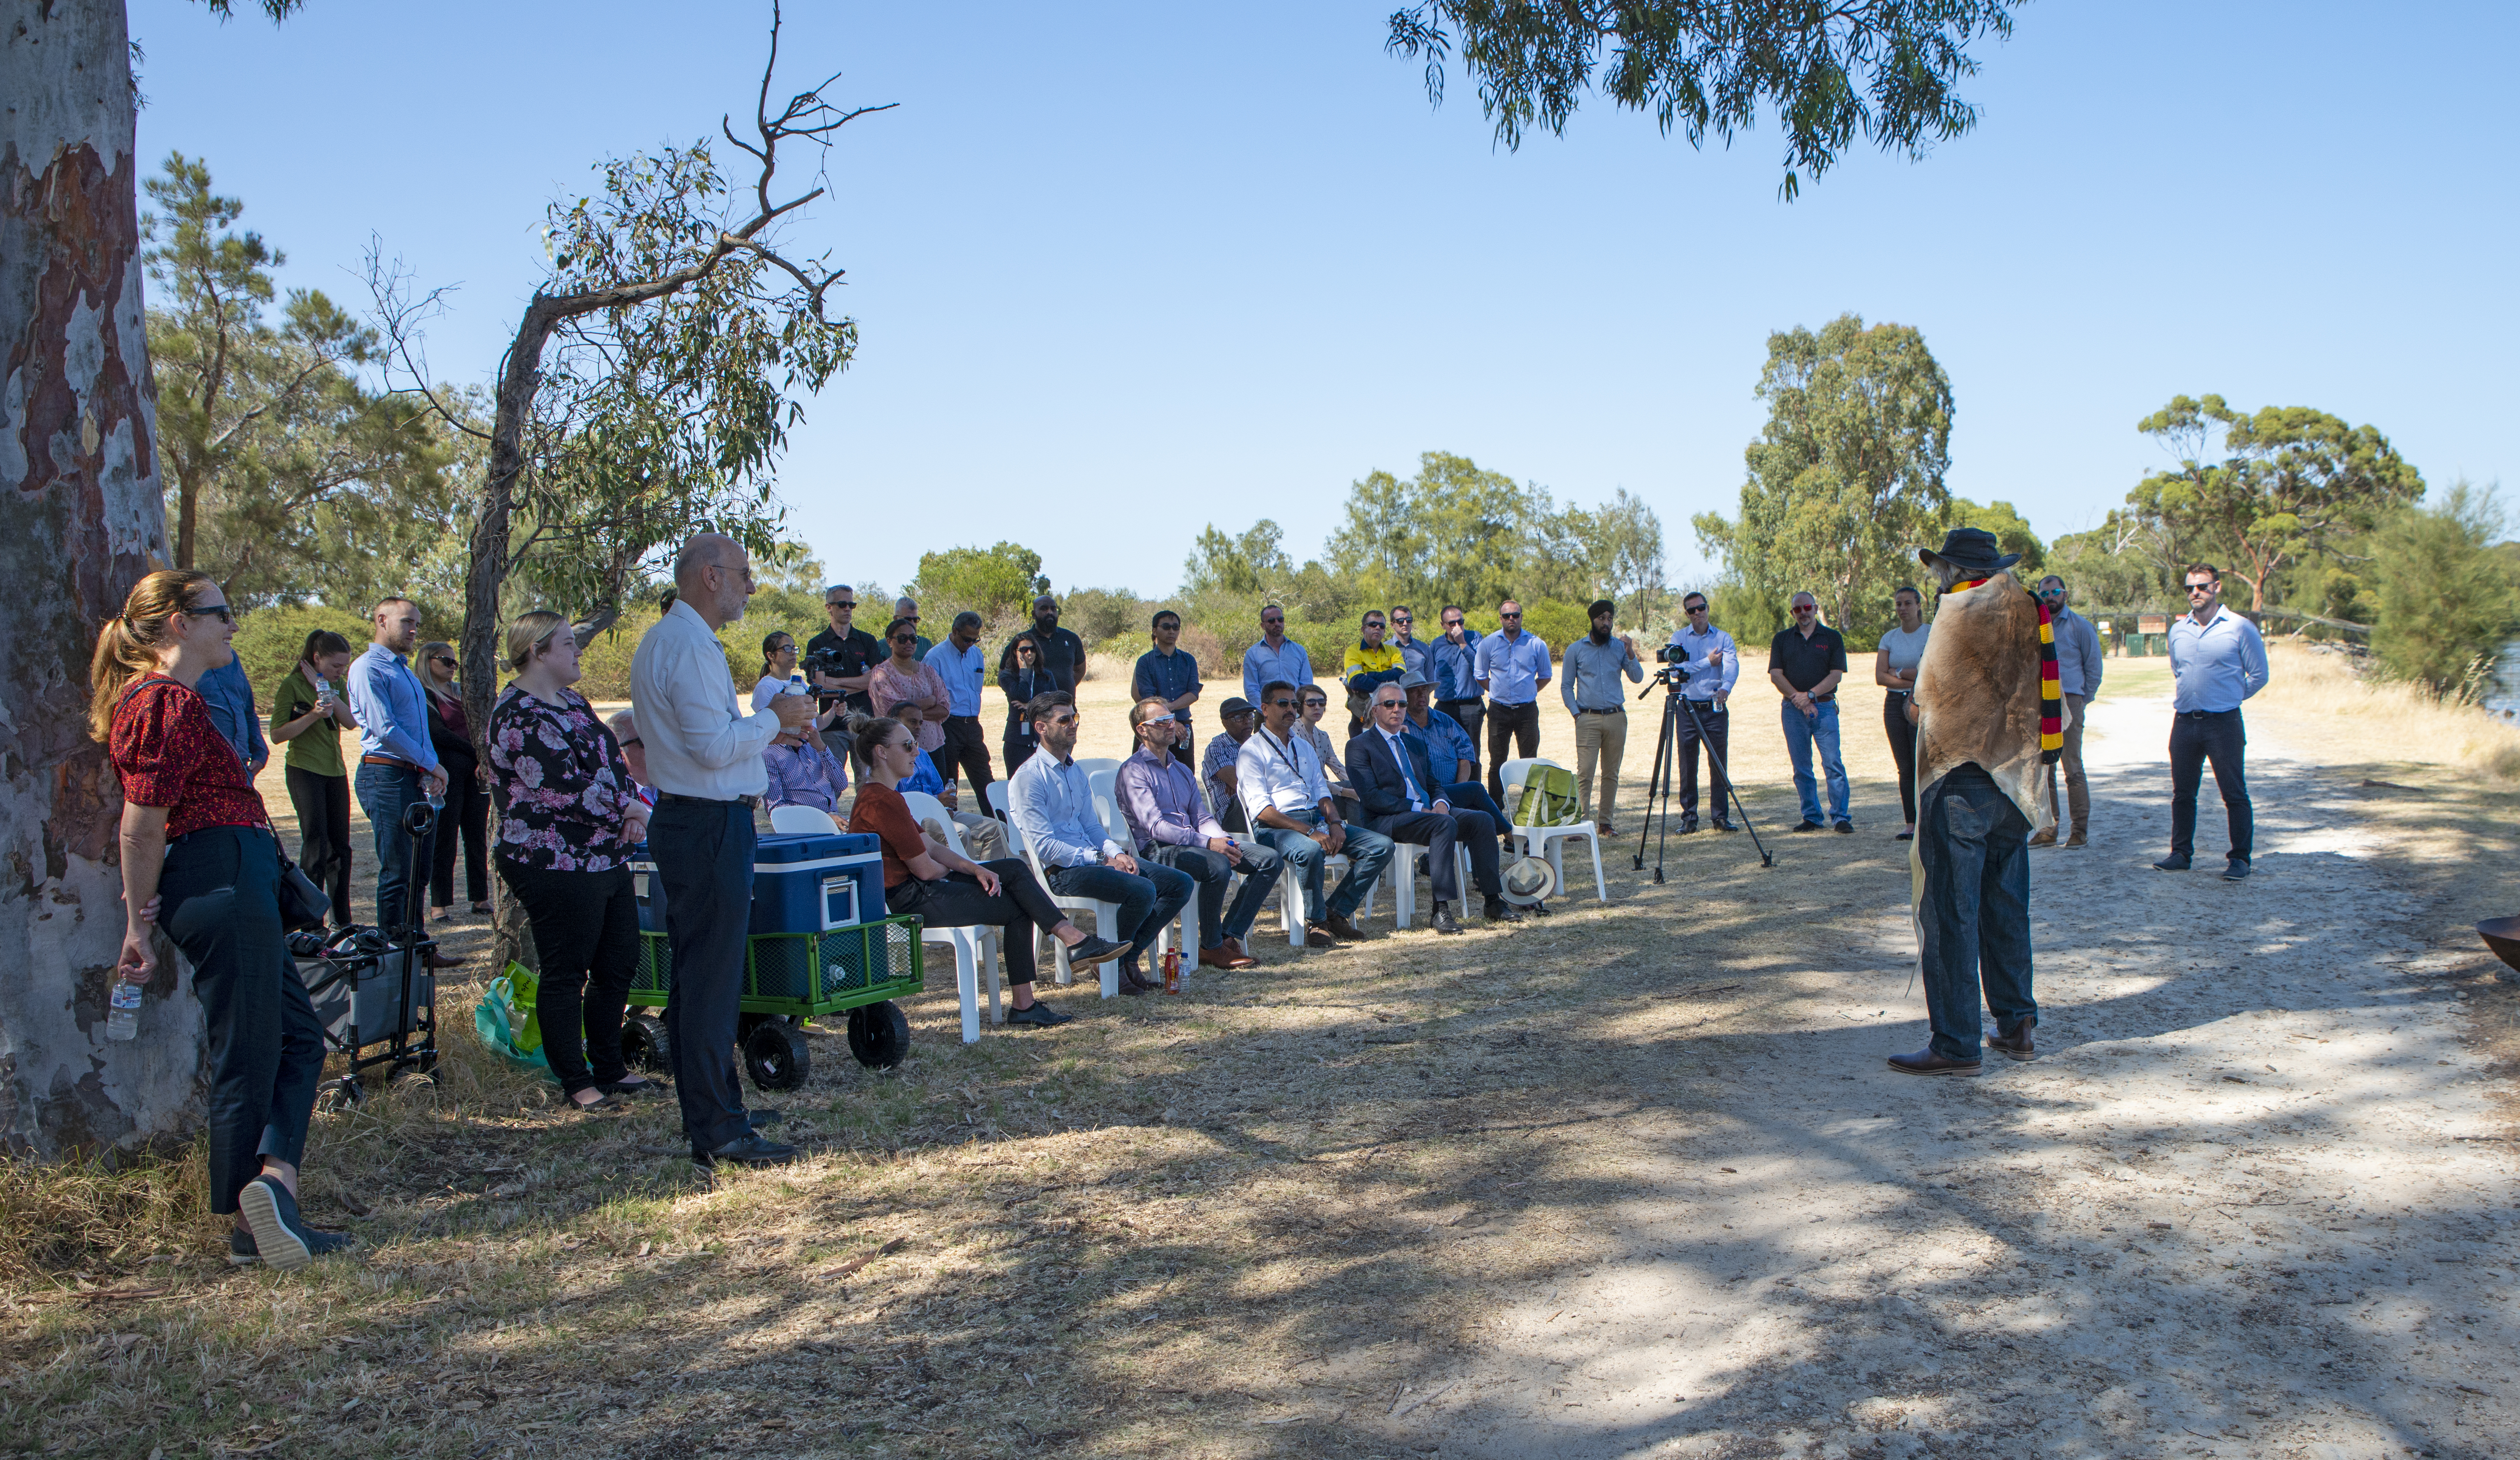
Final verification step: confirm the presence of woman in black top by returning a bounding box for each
[997,633,1053,776]
[420,640,492,919]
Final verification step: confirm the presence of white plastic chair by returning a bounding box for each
[989,778,1122,997]
[901,790,1003,1043]
[1233,828,1350,945]
[1386,836,1475,929]
[1498,757,1608,904]
[768,803,838,834]
[1085,768,1196,971]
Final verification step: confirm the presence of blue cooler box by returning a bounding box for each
[630,832,883,935]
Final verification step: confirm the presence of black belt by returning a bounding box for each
[2177,708,2241,719]
[1886,689,1912,700]
[657,791,765,810]
[944,713,981,722]
[1573,706,1625,715]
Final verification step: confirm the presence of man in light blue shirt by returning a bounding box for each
[1426,605,1485,783]
[194,654,269,776]
[922,610,993,801]
[1665,591,1740,832]
[346,596,447,940]
[2033,576,2106,847]
[2155,563,2270,880]
[1241,604,1313,706]
[1471,600,1551,800]
[1007,691,1193,993]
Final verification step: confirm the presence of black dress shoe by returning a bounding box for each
[1483,897,1526,924]
[1986,1018,2036,1062]
[1429,904,1463,935]
[703,1133,798,1166]
[1065,933,1128,962]
[1679,813,1699,834]
[2222,858,2252,881]
[746,1108,784,1127]
[1007,1001,1074,1027]
[1324,913,1366,941]
[1709,819,1735,833]
[1887,1046,1983,1077]
[1833,819,1855,834]
[1791,819,1823,833]
[1526,900,1553,916]
[2152,854,2192,872]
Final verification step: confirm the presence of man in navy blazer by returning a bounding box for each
[1346,684,1518,933]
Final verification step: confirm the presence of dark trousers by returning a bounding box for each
[1374,808,1500,902]
[649,797,756,1154]
[1441,782,1503,821]
[1047,860,1196,973]
[2168,709,2252,862]
[429,767,490,909]
[1674,700,1730,818]
[159,826,325,1215]
[498,860,638,1096]
[1438,700,1485,782]
[1885,693,1919,824]
[1145,840,1283,947]
[887,859,1065,985]
[1916,764,2036,1061]
[937,714,994,799]
[284,766,353,926]
[352,762,434,936]
[1485,700,1540,799]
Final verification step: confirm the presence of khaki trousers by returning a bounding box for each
[1572,708,1629,827]
[2040,693,2089,835]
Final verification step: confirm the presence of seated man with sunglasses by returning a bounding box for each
[1238,681,1393,946]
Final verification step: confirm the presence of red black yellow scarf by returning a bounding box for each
[1946,577,2064,764]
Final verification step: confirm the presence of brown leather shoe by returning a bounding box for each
[2064,827,2088,848]
[2027,830,2058,847]
[1302,925,1338,949]
[1324,913,1366,941]
[1986,1017,2036,1061]
[1216,938,1258,970]
[1887,1046,1983,1077]
[1117,967,1157,996]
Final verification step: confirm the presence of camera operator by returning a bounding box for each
[805,585,882,715]
[1665,592,1738,833]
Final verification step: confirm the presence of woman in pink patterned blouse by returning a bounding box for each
[868,618,948,754]
[486,610,660,1111]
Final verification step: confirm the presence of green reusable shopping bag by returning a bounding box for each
[473,962,557,1081]
[1512,764,1583,827]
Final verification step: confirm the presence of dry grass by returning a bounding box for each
[2251,639,2520,780]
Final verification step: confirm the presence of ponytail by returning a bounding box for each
[89,569,220,742]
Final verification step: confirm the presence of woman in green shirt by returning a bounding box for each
[270,629,360,929]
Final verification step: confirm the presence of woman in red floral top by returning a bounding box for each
[486,610,658,1109]
[95,569,351,1271]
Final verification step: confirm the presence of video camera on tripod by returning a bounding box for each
[1649,642,1693,688]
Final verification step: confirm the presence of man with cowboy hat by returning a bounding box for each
[1891,526,2050,1077]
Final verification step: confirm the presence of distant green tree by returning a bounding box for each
[1590,487,1669,629]
[913,541,1047,620]
[2126,394,2423,613]
[1321,451,1622,613]
[1184,520,1296,596]
[2044,513,2178,611]
[1384,0,2022,198]
[2370,483,2520,701]
[1699,313,1953,646]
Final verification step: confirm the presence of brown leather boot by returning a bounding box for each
[2064,825,2088,847]
[2027,829,2058,847]
[1986,1017,2037,1062]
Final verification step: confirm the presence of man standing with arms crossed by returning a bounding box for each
[2030,575,2103,848]
[2154,563,2268,881]
[348,597,450,952]
[806,584,881,715]
[1428,606,1485,781]
[633,534,816,1169]
[1559,599,1642,835]
[1473,600,1551,801]
[1666,591,1738,833]
[1770,591,1852,833]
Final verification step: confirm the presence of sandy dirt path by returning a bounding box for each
[1362,678,2518,1459]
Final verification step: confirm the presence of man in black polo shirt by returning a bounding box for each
[1002,594,1089,695]
[1769,590,1852,833]
[805,583,882,714]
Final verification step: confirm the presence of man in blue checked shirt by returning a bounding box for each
[1241,604,1313,707]
[1133,608,1204,768]
[2155,563,2269,882]
[1426,605,1485,782]
[922,611,994,801]
[1472,600,1551,801]
[346,596,449,945]
[1007,691,1195,994]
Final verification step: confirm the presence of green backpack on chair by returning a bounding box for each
[1512,764,1583,828]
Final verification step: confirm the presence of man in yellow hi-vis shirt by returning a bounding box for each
[1342,610,1406,735]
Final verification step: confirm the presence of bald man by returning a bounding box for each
[632,533,815,1169]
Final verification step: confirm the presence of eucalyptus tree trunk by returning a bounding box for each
[0,1,204,1159]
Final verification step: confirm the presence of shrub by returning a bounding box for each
[2370,483,2520,701]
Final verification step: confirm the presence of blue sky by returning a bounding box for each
[129,0,2518,600]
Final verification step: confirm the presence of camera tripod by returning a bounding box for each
[1632,677,1773,880]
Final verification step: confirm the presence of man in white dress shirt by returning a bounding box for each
[631,533,814,1168]
[1238,679,1392,946]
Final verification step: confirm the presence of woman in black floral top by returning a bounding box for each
[487,610,659,1110]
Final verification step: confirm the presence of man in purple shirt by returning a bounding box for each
[763,720,850,814]
[1116,698,1278,970]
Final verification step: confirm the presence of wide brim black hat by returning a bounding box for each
[1919,525,2022,577]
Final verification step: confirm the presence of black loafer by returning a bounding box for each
[1833,820,1854,834]
[2222,858,2252,881]
[2152,854,2192,872]
[1887,1046,1983,1077]
[702,1133,798,1166]
[1008,1001,1074,1028]
[1066,934,1128,963]
[1709,820,1735,833]
[1791,819,1823,833]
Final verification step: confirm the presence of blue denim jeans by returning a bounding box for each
[353,761,434,934]
[1145,840,1284,947]
[1259,818,1395,925]
[1915,764,2035,1061]
[1779,698,1850,824]
[1047,859,1196,973]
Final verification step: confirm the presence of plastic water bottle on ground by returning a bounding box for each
[106,977,142,1040]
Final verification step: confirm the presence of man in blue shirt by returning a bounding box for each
[1427,605,1485,783]
[194,654,269,777]
[1007,691,1194,994]
[922,610,993,801]
[1472,600,1551,801]
[2156,563,2270,881]
[1386,605,1431,682]
[1666,591,1740,832]
[1241,604,1312,706]
[1132,608,1204,768]
[346,596,449,945]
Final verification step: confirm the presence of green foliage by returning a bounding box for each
[1383,0,2021,198]
[228,605,378,710]
[1701,313,1953,647]
[1183,521,1295,597]
[1516,598,1593,652]
[143,152,462,605]
[2044,514,2179,611]
[912,542,1049,622]
[2370,483,2520,701]
[1054,587,1153,654]
[2126,393,2423,612]
[1320,451,1631,612]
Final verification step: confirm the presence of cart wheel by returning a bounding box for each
[743,1020,811,1091]
[846,1002,911,1069]
[621,1012,672,1073]
[315,1077,363,1114]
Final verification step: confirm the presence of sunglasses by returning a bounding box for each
[2186,583,2216,594]
[1364,621,1385,630]
[1686,604,1709,613]
[1792,605,1817,614]
[182,604,235,625]
[1500,611,1522,619]
[431,656,458,667]
[889,634,917,644]
[1442,618,1463,628]
[828,600,855,610]
[1392,615,1412,624]
[1265,698,1295,709]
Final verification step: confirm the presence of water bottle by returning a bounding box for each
[105,977,141,1041]
[311,674,333,708]
[787,672,810,698]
